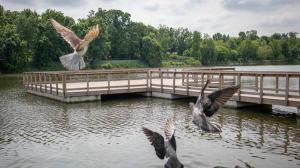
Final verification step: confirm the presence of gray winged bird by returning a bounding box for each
[50,19,100,71]
[143,119,184,168]
[190,79,240,133]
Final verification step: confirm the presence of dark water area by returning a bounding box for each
[0,72,300,168]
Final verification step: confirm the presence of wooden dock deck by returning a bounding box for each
[23,68,300,108]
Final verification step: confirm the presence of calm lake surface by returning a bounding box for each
[0,65,300,168]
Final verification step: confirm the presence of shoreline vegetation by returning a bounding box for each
[0,6,299,73]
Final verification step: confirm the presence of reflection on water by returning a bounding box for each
[0,72,300,168]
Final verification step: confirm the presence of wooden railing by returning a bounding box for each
[23,68,300,107]
[23,69,149,97]
[149,70,300,106]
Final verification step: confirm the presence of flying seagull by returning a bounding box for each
[50,19,100,71]
[143,119,184,168]
[189,79,240,133]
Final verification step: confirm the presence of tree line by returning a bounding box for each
[0,5,299,72]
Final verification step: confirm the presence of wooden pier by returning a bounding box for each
[23,68,300,109]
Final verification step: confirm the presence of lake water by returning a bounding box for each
[0,65,300,168]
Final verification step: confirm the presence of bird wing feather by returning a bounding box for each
[77,24,100,51]
[206,85,240,115]
[164,119,176,151]
[142,127,165,159]
[50,19,82,49]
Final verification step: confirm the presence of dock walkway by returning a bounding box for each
[23,68,300,108]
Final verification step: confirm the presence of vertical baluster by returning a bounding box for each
[260,74,263,103]
[275,76,279,93]
[62,73,66,98]
[187,72,189,96]
[86,74,89,95]
[128,72,130,92]
[285,74,289,106]
[237,73,241,101]
[173,72,176,94]
[161,72,163,92]
[56,74,58,95]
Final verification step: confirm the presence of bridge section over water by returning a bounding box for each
[23,68,300,109]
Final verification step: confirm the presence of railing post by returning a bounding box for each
[150,71,152,91]
[107,72,110,94]
[128,72,130,92]
[39,73,42,92]
[30,73,33,90]
[285,74,289,106]
[187,72,189,96]
[219,73,223,89]
[275,76,279,93]
[237,73,241,101]
[146,71,149,91]
[34,73,37,91]
[173,72,176,94]
[260,74,263,103]
[201,73,204,88]
[49,74,52,94]
[55,74,58,95]
[299,77,300,96]
[62,73,66,98]
[255,75,258,92]
[161,71,163,92]
[86,74,89,95]
[44,73,47,93]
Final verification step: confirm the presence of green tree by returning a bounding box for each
[141,36,161,67]
[191,31,201,60]
[201,39,216,65]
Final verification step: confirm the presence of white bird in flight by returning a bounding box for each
[50,19,100,71]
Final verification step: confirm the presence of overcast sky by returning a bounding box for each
[1,0,300,36]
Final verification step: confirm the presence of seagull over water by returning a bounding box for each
[189,79,240,133]
[50,19,100,71]
[143,119,184,168]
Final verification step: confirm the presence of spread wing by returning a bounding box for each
[206,85,240,116]
[164,119,176,151]
[50,18,82,49]
[142,127,165,159]
[77,24,100,51]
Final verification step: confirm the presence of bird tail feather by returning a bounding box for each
[59,53,85,71]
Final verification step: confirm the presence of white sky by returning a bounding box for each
[1,0,300,36]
